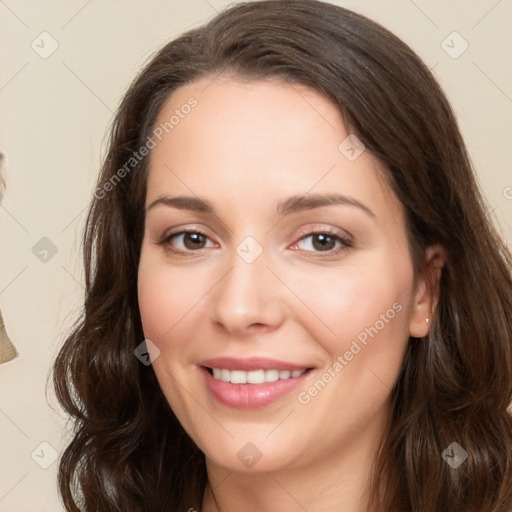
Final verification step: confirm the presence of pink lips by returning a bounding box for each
[200,357,310,372]
[199,357,312,409]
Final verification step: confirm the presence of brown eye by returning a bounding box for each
[311,233,337,251]
[159,230,216,254]
[294,232,350,253]
[178,232,207,250]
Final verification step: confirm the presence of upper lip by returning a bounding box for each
[199,357,312,372]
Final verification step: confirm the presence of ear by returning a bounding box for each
[408,244,447,338]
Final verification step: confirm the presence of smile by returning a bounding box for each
[199,357,314,408]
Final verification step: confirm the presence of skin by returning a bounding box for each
[137,76,444,511]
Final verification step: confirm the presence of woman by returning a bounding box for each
[53,1,512,510]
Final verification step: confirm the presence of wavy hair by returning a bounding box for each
[52,1,512,510]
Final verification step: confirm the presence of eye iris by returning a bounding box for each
[313,233,336,251]
[184,232,206,250]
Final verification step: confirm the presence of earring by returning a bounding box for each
[426,318,430,323]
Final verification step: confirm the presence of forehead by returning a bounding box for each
[146,77,402,227]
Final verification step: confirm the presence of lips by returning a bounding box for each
[199,357,314,408]
[200,356,310,372]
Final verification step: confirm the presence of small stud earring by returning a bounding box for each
[426,318,430,323]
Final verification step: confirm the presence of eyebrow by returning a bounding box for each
[146,193,375,218]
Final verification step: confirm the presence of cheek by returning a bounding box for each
[137,256,207,346]
[290,262,413,428]
[285,256,413,348]
[327,260,413,388]
[286,255,415,408]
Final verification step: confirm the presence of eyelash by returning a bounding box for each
[157,227,353,258]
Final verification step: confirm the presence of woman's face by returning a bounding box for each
[138,77,432,474]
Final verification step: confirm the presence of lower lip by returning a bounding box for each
[201,366,311,409]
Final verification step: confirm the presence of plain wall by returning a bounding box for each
[0,1,511,510]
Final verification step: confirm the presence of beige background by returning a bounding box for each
[0,1,511,510]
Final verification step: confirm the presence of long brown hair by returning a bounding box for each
[52,1,512,510]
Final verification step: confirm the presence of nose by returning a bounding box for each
[210,246,286,336]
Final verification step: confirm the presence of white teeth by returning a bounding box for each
[247,370,265,384]
[210,368,307,384]
[265,369,279,382]
[230,370,247,384]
